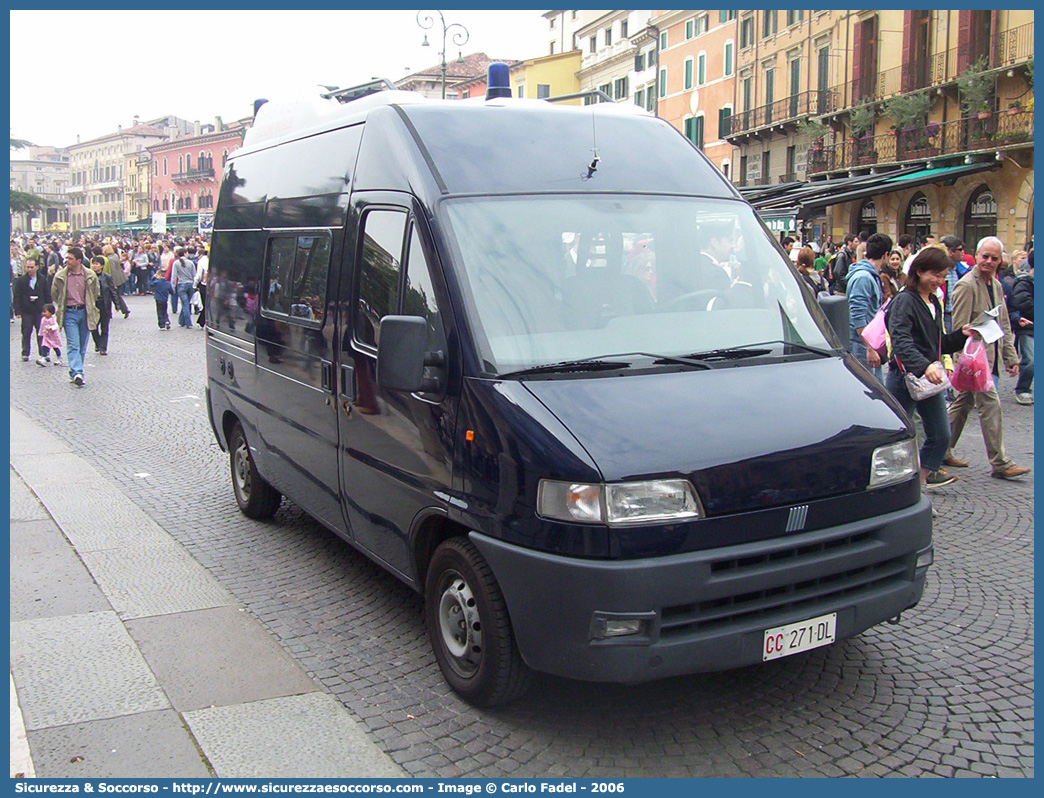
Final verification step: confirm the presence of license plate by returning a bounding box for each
[763,612,837,661]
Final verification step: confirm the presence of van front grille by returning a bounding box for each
[660,548,909,639]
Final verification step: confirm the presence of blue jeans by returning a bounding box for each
[1015,334,1034,394]
[886,367,951,472]
[177,282,194,327]
[63,306,89,380]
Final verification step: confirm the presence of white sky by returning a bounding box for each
[10,9,550,149]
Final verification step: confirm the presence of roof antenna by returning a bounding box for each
[583,106,600,180]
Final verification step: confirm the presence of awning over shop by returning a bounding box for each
[801,161,1000,212]
[746,160,999,218]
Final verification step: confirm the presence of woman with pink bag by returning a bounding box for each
[885,247,974,488]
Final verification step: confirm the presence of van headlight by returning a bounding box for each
[869,440,919,488]
[537,479,703,525]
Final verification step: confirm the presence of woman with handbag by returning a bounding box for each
[886,247,974,488]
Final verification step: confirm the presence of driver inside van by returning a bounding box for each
[695,220,735,291]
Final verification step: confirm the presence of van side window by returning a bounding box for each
[292,236,331,321]
[264,238,295,316]
[356,210,407,349]
[262,233,331,324]
[403,224,445,352]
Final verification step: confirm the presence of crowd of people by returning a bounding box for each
[785,228,1033,490]
[10,232,209,386]
[10,225,1033,491]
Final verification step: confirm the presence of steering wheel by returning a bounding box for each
[660,288,726,311]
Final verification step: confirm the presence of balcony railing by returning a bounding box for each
[725,89,839,137]
[836,21,1033,108]
[806,110,1033,174]
[172,166,215,183]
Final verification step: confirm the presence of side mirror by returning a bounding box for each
[376,315,444,393]
[817,293,849,348]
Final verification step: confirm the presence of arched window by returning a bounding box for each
[163,198,169,211]
[185,153,192,171]
[857,198,877,236]
[904,192,932,243]
[963,185,997,251]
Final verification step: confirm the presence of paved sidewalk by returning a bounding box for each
[9,407,404,779]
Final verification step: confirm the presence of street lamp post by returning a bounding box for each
[416,9,470,100]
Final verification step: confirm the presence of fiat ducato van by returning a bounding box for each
[205,73,932,706]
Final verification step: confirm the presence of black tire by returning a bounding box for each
[228,422,282,519]
[425,537,532,706]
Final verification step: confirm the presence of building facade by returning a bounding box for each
[543,9,610,56]
[575,10,653,106]
[727,10,1034,249]
[148,119,247,233]
[651,10,738,178]
[509,50,582,101]
[10,146,70,232]
[66,115,192,231]
[124,148,152,226]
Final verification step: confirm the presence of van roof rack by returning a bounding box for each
[321,78,399,104]
[545,89,615,105]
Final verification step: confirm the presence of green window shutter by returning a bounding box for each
[659,67,667,97]
[685,60,693,89]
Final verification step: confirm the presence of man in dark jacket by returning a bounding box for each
[1009,249,1033,404]
[12,257,51,362]
[830,234,857,294]
[89,256,117,355]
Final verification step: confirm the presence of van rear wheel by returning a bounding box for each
[229,422,282,519]
[425,537,532,706]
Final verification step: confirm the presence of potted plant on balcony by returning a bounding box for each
[883,89,934,160]
[797,118,830,171]
[958,56,996,120]
[848,104,877,164]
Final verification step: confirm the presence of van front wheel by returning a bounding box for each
[425,538,532,706]
[229,422,282,519]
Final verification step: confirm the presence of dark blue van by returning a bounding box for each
[206,76,932,706]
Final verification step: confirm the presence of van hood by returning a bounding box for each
[521,356,912,516]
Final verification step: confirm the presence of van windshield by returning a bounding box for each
[442,195,835,376]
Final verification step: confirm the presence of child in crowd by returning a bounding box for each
[38,303,63,366]
[150,267,173,330]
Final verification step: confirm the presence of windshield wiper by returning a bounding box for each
[682,340,834,361]
[498,351,714,378]
[498,356,636,378]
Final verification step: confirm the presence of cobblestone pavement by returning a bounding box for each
[8,297,1034,777]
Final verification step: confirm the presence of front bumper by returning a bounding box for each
[471,495,932,683]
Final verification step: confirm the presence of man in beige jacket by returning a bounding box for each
[944,236,1030,479]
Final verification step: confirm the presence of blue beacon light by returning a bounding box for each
[485,62,512,100]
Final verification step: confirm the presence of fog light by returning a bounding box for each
[604,619,643,637]
[590,611,656,641]
[916,546,934,569]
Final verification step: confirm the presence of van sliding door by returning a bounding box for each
[253,230,346,534]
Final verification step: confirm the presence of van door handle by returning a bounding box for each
[321,361,334,392]
[339,365,355,401]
